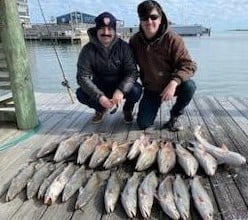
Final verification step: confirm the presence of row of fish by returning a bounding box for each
[5,159,213,220]
[121,171,214,220]
[35,126,246,177]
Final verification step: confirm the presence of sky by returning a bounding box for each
[28,0,248,31]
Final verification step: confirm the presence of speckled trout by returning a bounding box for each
[157,175,180,219]
[138,171,158,218]
[157,141,176,174]
[193,125,246,166]
[190,176,214,220]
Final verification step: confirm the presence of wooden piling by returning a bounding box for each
[0,0,38,129]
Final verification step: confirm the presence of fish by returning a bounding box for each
[190,176,214,220]
[103,141,131,169]
[38,162,66,200]
[173,174,190,220]
[26,162,55,199]
[75,171,107,210]
[156,175,180,219]
[193,126,246,166]
[138,171,158,218]
[135,140,159,171]
[77,133,100,164]
[6,162,36,202]
[188,142,218,176]
[88,139,112,169]
[175,143,199,177]
[121,172,143,218]
[44,163,75,205]
[127,134,150,160]
[54,134,83,162]
[36,135,70,158]
[62,165,92,202]
[104,171,122,213]
[157,141,176,174]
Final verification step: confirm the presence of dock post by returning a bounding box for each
[0,0,38,129]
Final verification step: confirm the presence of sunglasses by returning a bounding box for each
[140,14,160,21]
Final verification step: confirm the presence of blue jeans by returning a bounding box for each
[76,82,142,112]
[137,80,196,129]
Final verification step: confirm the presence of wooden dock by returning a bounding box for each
[0,93,248,220]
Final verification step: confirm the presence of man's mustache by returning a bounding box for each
[100,34,112,37]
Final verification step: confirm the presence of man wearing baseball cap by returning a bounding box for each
[76,12,142,124]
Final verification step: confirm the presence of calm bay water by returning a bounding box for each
[27,31,248,97]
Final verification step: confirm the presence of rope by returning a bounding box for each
[0,122,41,151]
[36,0,74,104]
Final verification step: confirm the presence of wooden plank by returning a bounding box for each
[226,97,248,134]
[0,95,13,108]
[0,81,11,89]
[178,100,221,220]
[0,109,16,122]
[9,198,47,220]
[0,93,12,102]
[0,191,26,220]
[193,96,248,219]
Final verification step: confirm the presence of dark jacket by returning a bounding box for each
[130,12,197,94]
[77,27,139,101]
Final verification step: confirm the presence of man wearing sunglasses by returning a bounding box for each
[130,0,197,131]
[76,12,142,124]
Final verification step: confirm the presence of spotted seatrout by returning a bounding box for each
[127,134,150,160]
[175,143,199,177]
[188,142,218,176]
[138,171,158,218]
[88,140,112,169]
[104,171,122,213]
[135,140,159,171]
[62,165,92,202]
[27,162,55,199]
[38,162,66,200]
[75,171,109,210]
[44,163,75,205]
[77,134,99,164]
[54,134,83,162]
[190,176,214,220]
[121,172,143,218]
[157,175,180,219]
[157,141,176,174]
[6,162,36,202]
[103,141,131,169]
[173,174,190,220]
[193,125,246,166]
[36,134,70,158]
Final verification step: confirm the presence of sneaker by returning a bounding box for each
[162,116,183,131]
[91,110,106,124]
[123,111,133,124]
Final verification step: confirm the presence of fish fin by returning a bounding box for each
[139,143,145,152]
[154,192,160,201]
[186,146,194,152]
[221,143,229,151]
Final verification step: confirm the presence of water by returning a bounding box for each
[27,31,248,97]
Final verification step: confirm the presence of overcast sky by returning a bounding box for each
[29,0,248,31]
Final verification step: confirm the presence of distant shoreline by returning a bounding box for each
[228,29,248,31]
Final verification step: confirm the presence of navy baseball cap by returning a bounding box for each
[95,12,116,31]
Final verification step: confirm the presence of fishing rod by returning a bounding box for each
[37,0,74,104]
